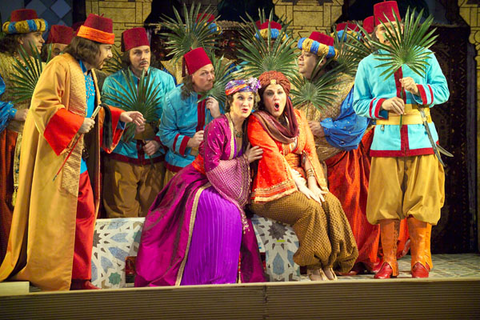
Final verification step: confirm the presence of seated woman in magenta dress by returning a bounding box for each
[135,78,265,286]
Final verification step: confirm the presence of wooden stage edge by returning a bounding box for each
[1,278,480,319]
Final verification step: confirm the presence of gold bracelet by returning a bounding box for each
[306,168,315,178]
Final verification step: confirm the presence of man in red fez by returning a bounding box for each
[0,13,145,291]
[159,47,221,184]
[42,24,74,60]
[102,27,176,218]
[354,1,450,279]
[0,8,48,263]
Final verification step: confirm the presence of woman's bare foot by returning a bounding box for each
[307,268,328,281]
[323,267,337,281]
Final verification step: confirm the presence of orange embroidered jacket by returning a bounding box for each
[248,109,328,203]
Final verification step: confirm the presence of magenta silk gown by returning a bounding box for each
[135,115,265,286]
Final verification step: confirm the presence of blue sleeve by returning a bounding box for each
[353,58,389,120]
[159,93,191,156]
[412,52,450,107]
[321,89,370,151]
[0,74,16,133]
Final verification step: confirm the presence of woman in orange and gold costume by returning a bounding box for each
[247,71,358,280]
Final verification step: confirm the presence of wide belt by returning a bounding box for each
[376,105,432,125]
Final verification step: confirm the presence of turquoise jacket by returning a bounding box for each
[102,67,175,164]
[159,85,215,172]
[353,49,449,157]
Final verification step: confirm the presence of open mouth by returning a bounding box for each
[274,103,280,111]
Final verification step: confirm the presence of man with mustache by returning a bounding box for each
[102,27,176,218]
[0,8,47,263]
[160,47,221,184]
[0,13,145,291]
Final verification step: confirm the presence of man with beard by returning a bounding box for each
[160,47,221,184]
[102,27,175,218]
[0,14,145,291]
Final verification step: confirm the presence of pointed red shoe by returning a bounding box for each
[374,262,397,279]
[70,280,101,290]
[411,262,429,278]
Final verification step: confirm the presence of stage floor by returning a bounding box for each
[333,253,480,281]
[1,254,480,319]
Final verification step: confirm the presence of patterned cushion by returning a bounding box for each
[91,218,144,288]
[251,215,301,281]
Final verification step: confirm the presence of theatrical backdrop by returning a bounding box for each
[5,0,479,253]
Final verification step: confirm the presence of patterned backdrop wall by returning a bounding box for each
[24,0,73,27]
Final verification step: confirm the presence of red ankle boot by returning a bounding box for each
[411,262,429,278]
[374,262,398,279]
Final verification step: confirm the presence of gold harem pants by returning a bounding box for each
[250,191,358,273]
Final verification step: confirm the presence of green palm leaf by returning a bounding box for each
[333,25,374,77]
[103,70,164,142]
[11,43,45,104]
[236,10,298,80]
[367,7,438,80]
[161,3,220,65]
[291,58,345,116]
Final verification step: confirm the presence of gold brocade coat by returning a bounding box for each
[0,53,123,291]
[296,73,355,161]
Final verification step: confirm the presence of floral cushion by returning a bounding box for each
[251,215,301,281]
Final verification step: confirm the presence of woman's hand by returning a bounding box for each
[245,143,263,163]
[297,183,323,203]
[308,183,327,203]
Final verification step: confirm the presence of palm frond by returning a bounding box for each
[237,10,298,80]
[333,25,374,77]
[161,3,220,64]
[197,55,235,107]
[367,7,437,80]
[11,43,44,104]
[291,58,345,115]
[102,70,164,142]
[103,46,124,75]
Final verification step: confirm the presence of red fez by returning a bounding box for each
[47,25,74,45]
[197,13,215,23]
[374,1,400,27]
[257,20,282,31]
[121,27,149,52]
[77,14,114,44]
[363,16,374,34]
[10,9,38,22]
[309,31,334,46]
[184,47,212,75]
[336,22,359,32]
